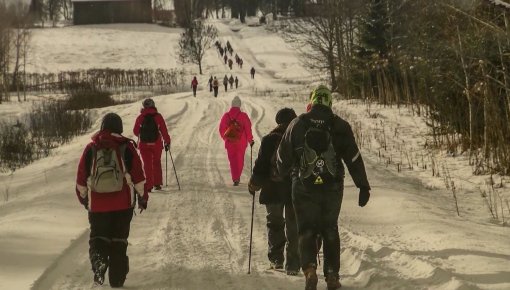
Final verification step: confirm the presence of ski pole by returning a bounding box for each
[248,192,255,274]
[165,149,168,187]
[169,150,181,190]
[316,234,321,266]
[248,146,254,274]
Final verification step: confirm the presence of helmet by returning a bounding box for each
[143,98,155,108]
[101,113,123,134]
[310,85,332,107]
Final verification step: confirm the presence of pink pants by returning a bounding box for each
[140,144,163,191]
[226,143,247,182]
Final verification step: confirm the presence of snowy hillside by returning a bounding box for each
[0,20,509,290]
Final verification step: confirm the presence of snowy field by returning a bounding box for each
[0,20,509,290]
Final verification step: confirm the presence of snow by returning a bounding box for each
[28,24,183,73]
[490,0,510,9]
[0,19,509,290]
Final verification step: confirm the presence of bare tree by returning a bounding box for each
[0,2,12,104]
[11,3,32,102]
[283,5,340,90]
[29,0,46,27]
[47,0,63,27]
[178,20,218,74]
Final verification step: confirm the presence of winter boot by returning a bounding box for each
[269,261,283,270]
[92,258,108,286]
[325,273,342,290]
[233,180,240,186]
[154,185,162,190]
[286,269,299,276]
[304,265,318,290]
[109,256,129,288]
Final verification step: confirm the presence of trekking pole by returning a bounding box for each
[248,146,255,274]
[248,192,255,274]
[169,150,181,190]
[165,150,168,187]
[316,235,321,266]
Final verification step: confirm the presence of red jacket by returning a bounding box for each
[76,130,147,212]
[191,78,198,87]
[133,107,171,149]
[219,107,254,149]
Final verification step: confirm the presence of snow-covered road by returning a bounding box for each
[0,20,508,290]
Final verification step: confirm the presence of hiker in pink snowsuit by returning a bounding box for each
[219,96,254,186]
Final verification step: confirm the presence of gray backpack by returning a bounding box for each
[90,144,127,193]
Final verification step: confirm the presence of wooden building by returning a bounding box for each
[72,0,152,25]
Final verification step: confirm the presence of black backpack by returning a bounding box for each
[140,114,159,142]
[298,115,338,187]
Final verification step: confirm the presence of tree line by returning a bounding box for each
[173,0,312,27]
[0,2,32,104]
[282,0,510,175]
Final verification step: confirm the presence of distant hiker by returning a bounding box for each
[239,58,243,69]
[133,98,171,192]
[249,108,299,276]
[229,75,235,89]
[228,59,233,70]
[219,47,224,57]
[277,85,371,290]
[250,67,256,79]
[191,76,198,97]
[223,75,229,92]
[213,77,219,97]
[224,54,228,64]
[208,76,213,92]
[75,113,148,287]
[235,76,239,89]
[219,96,254,186]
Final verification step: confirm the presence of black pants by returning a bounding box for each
[89,208,134,286]
[292,178,343,276]
[192,87,197,97]
[214,87,218,97]
[265,202,299,271]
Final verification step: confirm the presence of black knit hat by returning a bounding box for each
[143,98,155,108]
[275,108,297,125]
[101,113,123,134]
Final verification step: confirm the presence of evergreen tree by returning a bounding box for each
[359,0,389,58]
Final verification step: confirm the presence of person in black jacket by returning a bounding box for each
[248,108,299,275]
[277,85,371,290]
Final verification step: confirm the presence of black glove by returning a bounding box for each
[80,196,89,210]
[248,181,261,194]
[137,194,148,213]
[250,140,255,147]
[164,143,170,152]
[359,188,370,207]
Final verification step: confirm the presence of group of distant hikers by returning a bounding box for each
[191,74,241,98]
[191,69,255,98]
[75,84,371,290]
[216,40,246,70]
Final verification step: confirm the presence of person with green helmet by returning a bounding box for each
[276,85,371,290]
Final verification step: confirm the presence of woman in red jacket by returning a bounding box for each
[219,96,254,185]
[133,99,171,192]
[75,113,148,287]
